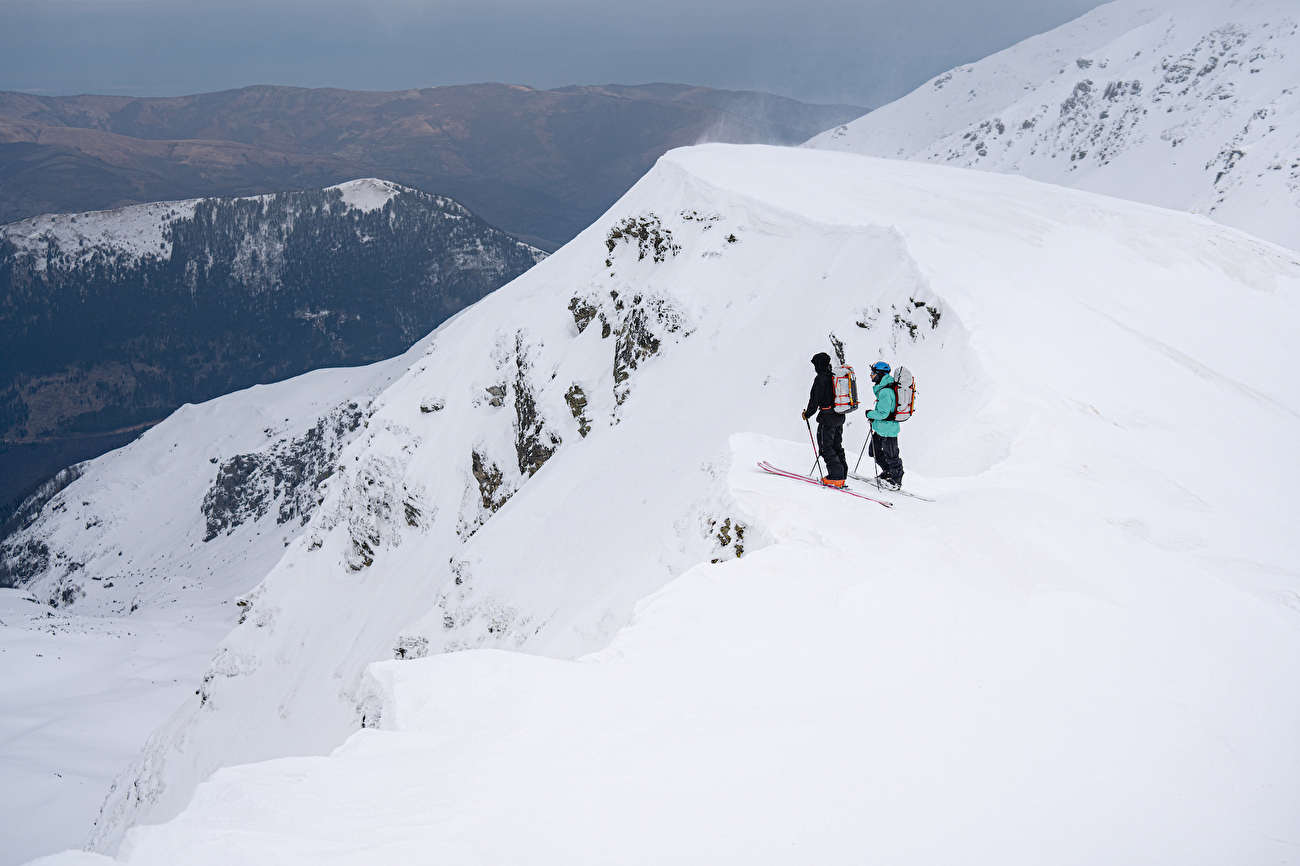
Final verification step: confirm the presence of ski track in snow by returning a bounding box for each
[806,0,1300,253]
[9,143,1300,864]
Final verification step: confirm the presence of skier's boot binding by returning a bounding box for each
[821,477,846,488]
[878,477,901,492]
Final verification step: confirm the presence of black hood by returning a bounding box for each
[811,352,832,373]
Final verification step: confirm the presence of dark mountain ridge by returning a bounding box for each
[0,83,865,248]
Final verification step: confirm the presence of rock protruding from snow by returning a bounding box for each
[806,0,1300,251]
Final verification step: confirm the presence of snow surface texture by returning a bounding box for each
[31,143,1300,863]
[0,346,421,866]
[806,0,1300,252]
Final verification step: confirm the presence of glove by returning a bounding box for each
[801,410,809,421]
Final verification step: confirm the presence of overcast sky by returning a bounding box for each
[1,0,1104,108]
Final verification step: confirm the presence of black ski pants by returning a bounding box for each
[869,432,903,484]
[817,420,847,481]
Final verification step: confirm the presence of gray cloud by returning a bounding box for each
[0,0,1104,107]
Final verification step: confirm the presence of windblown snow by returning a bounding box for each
[806,0,1300,252]
[18,144,1300,864]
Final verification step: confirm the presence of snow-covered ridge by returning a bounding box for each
[327,177,474,220]
[806,0,1300,251]
[78,148,979,854]
[327,178,403,213]
[1,200,200,269]
[0,179,481,270]
[35,144,1293,863]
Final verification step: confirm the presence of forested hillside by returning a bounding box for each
[0,179,542,511]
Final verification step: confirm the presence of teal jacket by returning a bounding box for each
[865,375,900,437]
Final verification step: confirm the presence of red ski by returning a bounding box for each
[757,462,893,508]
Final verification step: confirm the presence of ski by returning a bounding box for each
[758,462,893,507]
[846,472,935,502]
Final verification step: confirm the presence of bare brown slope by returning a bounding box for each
[0,83,864,247]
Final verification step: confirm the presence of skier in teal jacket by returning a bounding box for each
[865,361,904,489]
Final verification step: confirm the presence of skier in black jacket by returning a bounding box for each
[802,352,847,487]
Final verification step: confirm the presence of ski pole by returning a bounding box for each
[805,417,824,478]
[853,425,870,475]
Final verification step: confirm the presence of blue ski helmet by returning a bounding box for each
[870,361,891,373]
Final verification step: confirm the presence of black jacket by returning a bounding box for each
[804,368,842,424]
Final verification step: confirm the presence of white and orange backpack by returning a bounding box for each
[832,365,859,414]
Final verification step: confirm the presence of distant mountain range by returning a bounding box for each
[0,178,542,513]
[805,0,1300,252]
[0,83,865,250]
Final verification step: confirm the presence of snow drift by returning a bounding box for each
[805,0,1300,252]
[28,143,1300,863]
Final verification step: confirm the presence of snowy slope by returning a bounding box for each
[0,343,422,866]
[1,200,199,268]
[1,179,405,270]
[77,429,1300,865]
[38,144,1298,863]
[805,0,1300,252]
[330,178,403,213]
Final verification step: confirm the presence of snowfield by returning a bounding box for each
[806,0,1300,253]
[19,143,1300,863]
